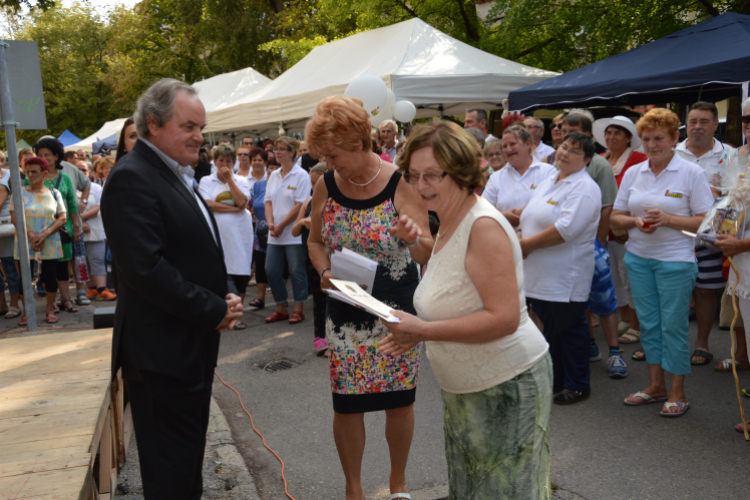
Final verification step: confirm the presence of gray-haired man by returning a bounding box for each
[101,78,243,499]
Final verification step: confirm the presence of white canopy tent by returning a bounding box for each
[193,67,271,113]
[64,118,129,153]
[205,18,559,135]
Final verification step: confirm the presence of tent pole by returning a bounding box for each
[0,41,36,332]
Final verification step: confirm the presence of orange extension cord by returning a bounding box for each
[214,371,296,500]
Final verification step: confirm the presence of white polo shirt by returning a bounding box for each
[676,138,726,182]
[613,154,714,262]
[264,164,311,245]
[535,142,556,160]
[520,168,602,302]
[482,160,557,213]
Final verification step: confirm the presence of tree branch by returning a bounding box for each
[453,0,479,41]
[513,36,555,59]
[696,0,721,17]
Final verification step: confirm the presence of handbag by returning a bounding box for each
[0,215,14,238]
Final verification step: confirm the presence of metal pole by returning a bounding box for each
[0,42,37,332]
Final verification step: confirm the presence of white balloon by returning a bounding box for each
[392,100,417,122]
[371,105,392,127]
[344,75,388,122]
[385,89,396,111]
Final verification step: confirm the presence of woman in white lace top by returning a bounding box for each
[379,121,552,500]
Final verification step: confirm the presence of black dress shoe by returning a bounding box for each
[553,388,590,405]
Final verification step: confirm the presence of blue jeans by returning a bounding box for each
[624,251,697,375]
[265,244,308,304]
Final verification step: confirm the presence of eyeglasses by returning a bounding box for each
[526,125,542,130]
[237,153,250,156]
[487,152,503,158]
[26,170,42,176]
[742,115,750,125]
[274,148,291,153]
[552,123,564,130]
[403,170,447,185]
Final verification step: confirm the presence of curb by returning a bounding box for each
[206,397,263,499]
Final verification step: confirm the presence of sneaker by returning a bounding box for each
[76,293,91,305]
[553,388,590,405]
[743,387,750,398]
[314,337,328,356]
[608,353,628,379]
[97,290,117,301]
[590,341,602,361]
[86,289,99,300]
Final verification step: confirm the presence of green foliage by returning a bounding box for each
[482,0,750,73]
[260,35,328,69]
[9,2,131,147]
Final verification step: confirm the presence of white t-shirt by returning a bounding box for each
[82,183,105,242]
[520,168,602,302]
[482,160,557,213]
[264,165,311,245]
[675,138,726,183]
[199,172,254,275]
[235,171,267,200]
[535,142,556,160]
[613,154,714,262]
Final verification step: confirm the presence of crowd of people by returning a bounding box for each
[8,74,750,499]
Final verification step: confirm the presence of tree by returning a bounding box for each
[104,0,279,109]
[7,2,129,147]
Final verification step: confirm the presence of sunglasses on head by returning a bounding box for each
[742,115,750,125]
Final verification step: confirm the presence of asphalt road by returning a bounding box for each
[213,302,750,500]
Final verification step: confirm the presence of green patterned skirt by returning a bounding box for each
[441,353,552,500]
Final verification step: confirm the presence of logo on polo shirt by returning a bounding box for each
[665,190,683,199]
[546,198,558,205]
[530,184,537,189]
[287,186,297,190]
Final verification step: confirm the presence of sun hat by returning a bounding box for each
[593,115,641,150]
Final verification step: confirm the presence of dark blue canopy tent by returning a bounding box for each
[92,133,117,154]
[57,129,82,147]
[508,13,750,112]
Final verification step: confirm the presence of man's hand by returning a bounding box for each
[502,209,520,227]
[217,293,244,333]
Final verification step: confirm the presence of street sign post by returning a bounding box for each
[0,40,49,332]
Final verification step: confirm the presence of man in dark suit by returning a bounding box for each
[101,79,244,499]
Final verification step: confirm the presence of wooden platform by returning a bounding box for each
[0,329,130,500]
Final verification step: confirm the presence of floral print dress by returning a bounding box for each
[321,170,421,413]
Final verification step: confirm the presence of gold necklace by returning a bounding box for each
[437,194,471,240]
[348,155,382,187]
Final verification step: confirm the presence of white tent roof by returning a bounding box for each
[65,118,129,153]
[205,18,559,134]
[193,67,271,112]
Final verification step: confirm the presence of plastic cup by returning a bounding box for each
[640,203,657,229]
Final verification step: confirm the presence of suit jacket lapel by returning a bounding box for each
[134,141,222,254]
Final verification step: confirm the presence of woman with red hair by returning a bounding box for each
[9,157,68,325]
[306,95,433,500]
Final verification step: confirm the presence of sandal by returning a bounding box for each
[735,421,750,433]
[714,358,750,372]
[46,312,58,324]
[4,306,21,319]
[624,391,668,406]
[632,350,646,361]
[690,349,713,366]
[619,329,641,344]
[248,298,265,309]
[233,321,247,330]
[391,495,411,499]
[289,311,305,324]
[58,300,79,313]
[18,316,26,326]
[659,401,690,418]
[265,310,289,323]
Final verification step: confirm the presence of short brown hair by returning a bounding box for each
[637,108,681,137]
[275,136,300,154]
[562,113,593,134]
[689,101,718,121]
[93,156,115,177]
[502,125,534,156]
[305,95,373,158]
[400,121,485,191]
[18,147,33,163]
